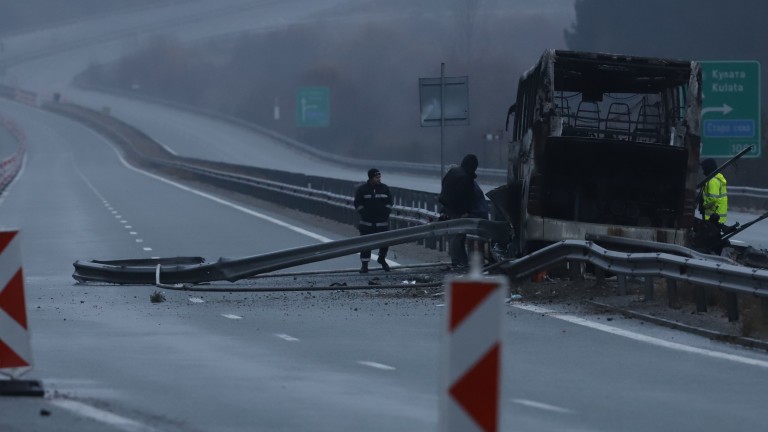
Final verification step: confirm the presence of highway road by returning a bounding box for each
[2,1,768,431]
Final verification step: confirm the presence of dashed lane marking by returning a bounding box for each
[511,398,575,414]
[357,361,396,371]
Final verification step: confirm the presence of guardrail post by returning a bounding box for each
[725,292,739,322]
[666,279,679,308]
[695,286,707,313]
[569,261,584,281]
[762,298,768,325]
[618,275,627,295]
[594,267,605,286]
[643,277,654,301]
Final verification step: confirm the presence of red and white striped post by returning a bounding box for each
[439,254,507,432]
[0,230,44,396]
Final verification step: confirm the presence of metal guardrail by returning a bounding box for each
[0,113,27,194]
[496,240,768,297]
[730,186,768,199]
[169,160,439,225]
[72,218,510,285]
[494,239,768,322]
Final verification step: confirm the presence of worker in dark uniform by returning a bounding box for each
[354,168,393,273]
[438,154,479,268]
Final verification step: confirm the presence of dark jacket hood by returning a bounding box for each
[460,154,479,175]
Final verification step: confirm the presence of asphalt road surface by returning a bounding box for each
[2,2,768,431]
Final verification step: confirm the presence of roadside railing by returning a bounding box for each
[495,239,768,326]
[0,113,26,194]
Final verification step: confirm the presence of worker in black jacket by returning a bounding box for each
[354,168,393,273]
[438,154,479,268]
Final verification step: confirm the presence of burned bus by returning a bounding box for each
[490,50,703,256]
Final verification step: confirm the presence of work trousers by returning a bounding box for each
[359,223,389,262]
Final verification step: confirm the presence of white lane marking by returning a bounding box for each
[129,232,138,235]
[87,128,397,255]
[357,361,396,371]
[135,239,144,243]
[275,333,299,342]
[514,304,768,369]
[112,144,333,243]
[435,304,445,307]
[221,314,242,320]
[79,123,403,264]
[511,398,575,414]
[50,399,159,432]
[125,225,133,229]
[114,215,121,218]
[188,297,205,303]
[111,211,118,214]
[120,220,127,224]
[142,247,153,251]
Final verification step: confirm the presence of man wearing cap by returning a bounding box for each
[354,168,393,273]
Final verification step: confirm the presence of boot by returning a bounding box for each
[377,256,391,272]
[360,262,369,273]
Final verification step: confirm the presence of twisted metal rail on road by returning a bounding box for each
[73,219,509,285]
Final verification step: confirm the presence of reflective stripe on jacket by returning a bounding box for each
[353,181,393,226]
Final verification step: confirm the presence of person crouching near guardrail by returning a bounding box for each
[354,168,393,273]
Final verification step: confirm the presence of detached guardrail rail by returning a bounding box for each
[73,219,509,285]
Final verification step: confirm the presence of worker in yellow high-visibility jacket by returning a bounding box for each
[699,158,728,224]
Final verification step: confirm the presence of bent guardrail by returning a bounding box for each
[72,219,509,285]
[494,239,768,322]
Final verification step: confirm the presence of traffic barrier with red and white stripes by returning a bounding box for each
[0,230,43,396]
[0,230,34,378]
[440,256,507,432]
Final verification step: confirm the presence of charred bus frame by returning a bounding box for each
[492,50,702,256]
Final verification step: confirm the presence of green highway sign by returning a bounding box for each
[296,87,330,127]
[700,61,761,158]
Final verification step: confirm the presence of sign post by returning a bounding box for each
[700,61,761,158]
[419,64,469,177]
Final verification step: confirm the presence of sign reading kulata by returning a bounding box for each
[700,61,761,158]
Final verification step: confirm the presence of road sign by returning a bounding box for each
[700,61,761,158]
[439,257,506,432]
[419,76,469,127]
[296,87,329,127]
